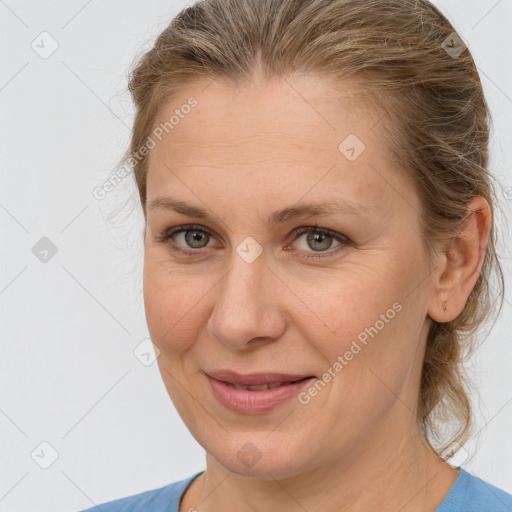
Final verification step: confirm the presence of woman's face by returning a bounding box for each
[143,75,437,478]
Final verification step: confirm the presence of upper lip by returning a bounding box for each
[205,369,315,386]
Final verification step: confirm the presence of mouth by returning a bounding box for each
[204,369,316,387]
[221,377,313,391]
[204,372,317,414]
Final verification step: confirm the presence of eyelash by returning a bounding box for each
[155,223,350,259]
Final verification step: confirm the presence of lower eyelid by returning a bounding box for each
[161,226,348,256]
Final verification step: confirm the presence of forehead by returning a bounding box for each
[150,74,384,155]
[146,75,417,221]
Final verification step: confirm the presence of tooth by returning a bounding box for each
[236,383,289,390]
[227,381,298,391]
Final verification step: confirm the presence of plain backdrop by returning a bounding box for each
[1,1,511,511]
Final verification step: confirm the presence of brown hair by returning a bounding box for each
[121,0,506,459]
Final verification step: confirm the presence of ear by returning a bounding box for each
[427,196,492,323]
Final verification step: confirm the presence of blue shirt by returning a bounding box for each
[78,467,512,511]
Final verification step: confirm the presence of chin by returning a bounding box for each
[206,436,316,481]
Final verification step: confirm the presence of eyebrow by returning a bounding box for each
[147,196,373,227]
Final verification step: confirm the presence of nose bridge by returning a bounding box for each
[218,251,268,320]
[222,229,269,302]
[207,249,284,348]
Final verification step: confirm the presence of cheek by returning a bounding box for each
[292,260,421,402]
[143,257,209,353]
[289,261,402,348]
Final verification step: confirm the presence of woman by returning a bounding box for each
[79,0,512,510]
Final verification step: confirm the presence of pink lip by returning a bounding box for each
[205,374,316,414]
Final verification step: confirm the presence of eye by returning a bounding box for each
[288,225,349,259]
[155,223,350,259]
[156,224,215,256]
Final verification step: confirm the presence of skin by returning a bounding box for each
[142,73,492,512]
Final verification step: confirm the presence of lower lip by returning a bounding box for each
[206,375,315,414]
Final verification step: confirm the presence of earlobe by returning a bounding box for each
[426,196,492,323]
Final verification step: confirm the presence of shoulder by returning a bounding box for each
[76,472,204,512]
[437,467,512,512]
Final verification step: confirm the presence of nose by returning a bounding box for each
[206,253,287,351]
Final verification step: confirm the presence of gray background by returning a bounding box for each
[1,1,511,511]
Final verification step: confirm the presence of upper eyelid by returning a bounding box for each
[158,224,350,261]
[164,223,347,246]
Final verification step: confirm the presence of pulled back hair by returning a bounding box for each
[121,0,505,459]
